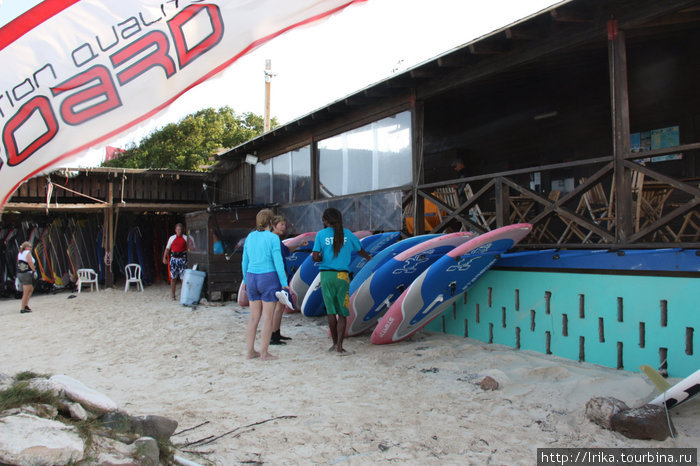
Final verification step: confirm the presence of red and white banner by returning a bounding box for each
[0,0,365,209]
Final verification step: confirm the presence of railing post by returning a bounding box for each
[494,177,509,228]
[608,20,633,243]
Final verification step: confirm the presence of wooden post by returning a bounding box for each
[608,20,633,243]
[248,162,255,203]
[311,139,319,201]
[494,177,509,228]
[412,94,425,235]
[105,181,114,288]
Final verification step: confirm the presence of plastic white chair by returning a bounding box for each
[77,268,99,293]
[124,263,143,292]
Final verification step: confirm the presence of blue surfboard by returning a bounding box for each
[372,224,532,344]
[346,231,475,337]
[349,234,441,297]
[289,254,321,309]
[301,232,402,317]
[495,248,700,274]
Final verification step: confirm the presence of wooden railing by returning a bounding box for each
[406,144,700,248]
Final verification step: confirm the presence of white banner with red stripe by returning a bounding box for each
[0,0,364,208]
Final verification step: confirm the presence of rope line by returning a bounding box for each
[49,180,108,204]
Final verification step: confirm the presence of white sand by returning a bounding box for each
[1,285,698,465]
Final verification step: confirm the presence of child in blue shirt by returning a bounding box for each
[270,214,294,345]
[312,208,371,354]
[242,209,288,360]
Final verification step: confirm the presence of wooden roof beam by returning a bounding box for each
[410,67,443,79]
[363,87,395,98]
[326,105,346,113]
[632,10,700,28]
[344,96,366,106]
[468,41,509,55]
[437,55,466,68]
[384,76,414,89]
[550,8,594,23]
[505,27,545,41]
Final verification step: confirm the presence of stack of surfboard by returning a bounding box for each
[0,219,102,292]
[0,215,177,295]
[284,223,533,344]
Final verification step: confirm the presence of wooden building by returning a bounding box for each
[213,0,700,248]
[2,167,212,288]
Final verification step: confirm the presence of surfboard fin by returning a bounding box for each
[639,364,671,393]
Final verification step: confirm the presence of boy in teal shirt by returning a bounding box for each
[312,208,371,354]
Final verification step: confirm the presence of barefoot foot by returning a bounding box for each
[247,351,260,359]
[260,352,278,361]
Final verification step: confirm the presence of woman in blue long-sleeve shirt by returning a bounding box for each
[242,209,288,360]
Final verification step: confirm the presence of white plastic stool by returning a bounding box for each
[77,268,99,293]
[124,263,144,292]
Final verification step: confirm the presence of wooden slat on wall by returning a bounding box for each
[6,170,209,207]
[218,165,251,204]
[150,177,158,201]
[17,182,27,198]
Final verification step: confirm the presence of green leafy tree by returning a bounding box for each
[103,106,277,170]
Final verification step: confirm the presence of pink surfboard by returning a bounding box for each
[284,232,316,250]
[346,231,475,337]
[372,224,532,344]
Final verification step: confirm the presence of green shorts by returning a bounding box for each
[320,271,350,317]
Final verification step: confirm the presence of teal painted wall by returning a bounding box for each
[425,269,699,378]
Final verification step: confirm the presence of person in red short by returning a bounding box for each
[163,223,189,300]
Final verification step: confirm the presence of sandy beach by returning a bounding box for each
[1,285,698,465]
